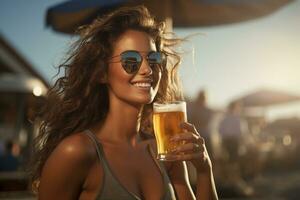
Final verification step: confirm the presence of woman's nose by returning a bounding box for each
[138,59,152,75]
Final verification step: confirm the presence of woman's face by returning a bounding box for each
[107,30,162,106]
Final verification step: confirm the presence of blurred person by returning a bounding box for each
[218,100,248,161]
[188,90,214,155]
[30,6,218,200]
[0,140,20,172]
[218,100,253,196]
[187,90,215,189]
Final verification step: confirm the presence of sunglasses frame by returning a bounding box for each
[109,50,167,74]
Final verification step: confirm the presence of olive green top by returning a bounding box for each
[84,130,177,200]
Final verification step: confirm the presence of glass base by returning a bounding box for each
[157,154,176,161]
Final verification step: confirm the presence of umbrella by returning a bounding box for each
[46,0,293,34]
[234,89,300,107]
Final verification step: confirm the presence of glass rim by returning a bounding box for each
[153,100,186,106]
[153,101,186,113]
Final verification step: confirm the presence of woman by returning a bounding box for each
[30,6,218,200]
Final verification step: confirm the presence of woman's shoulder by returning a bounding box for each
[45,132,98,171]
[39,132,100,196]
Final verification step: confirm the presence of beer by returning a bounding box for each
[153,101,187,161]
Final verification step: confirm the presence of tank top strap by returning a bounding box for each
[83,129,116,177]
[83,130,141,200]
[84,130,105,161]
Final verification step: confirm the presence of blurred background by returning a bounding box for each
[0,0,299,199]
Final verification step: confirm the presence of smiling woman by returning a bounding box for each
[29,5,218,200]
[106,30,164,105]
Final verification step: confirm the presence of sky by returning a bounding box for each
[0,0,300,120]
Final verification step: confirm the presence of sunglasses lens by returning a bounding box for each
[148,52,165,64]
[121,51,142,74]
[119,51,166,74]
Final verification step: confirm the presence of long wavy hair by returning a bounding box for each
[30,5,183,191]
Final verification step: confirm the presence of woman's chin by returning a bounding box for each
[135,96,154,105]
[131,88,156,104]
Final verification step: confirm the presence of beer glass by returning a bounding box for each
[153,101,187,161]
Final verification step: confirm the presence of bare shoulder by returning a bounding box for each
[54,132,96,161]
[39,132,98,198]
[41,131,98,176]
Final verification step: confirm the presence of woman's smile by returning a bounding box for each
[131,79,153,90]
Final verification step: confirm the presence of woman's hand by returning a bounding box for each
[168,122,212,174]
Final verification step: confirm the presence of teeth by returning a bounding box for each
[133,82,151,87]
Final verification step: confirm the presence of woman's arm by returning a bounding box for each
[148,139,196,199]
[166,161,196,200]
[167,122,218,200]
[38,133,96,200]
[195,167,218,200]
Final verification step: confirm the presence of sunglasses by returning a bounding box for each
[109,50,167,74]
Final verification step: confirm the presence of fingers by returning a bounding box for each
[167,142,207,162]
[165,122,208,162]
[170,131,204,145]
[171,142,205,154]
[180,122,199,136]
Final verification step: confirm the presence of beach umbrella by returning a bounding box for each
[235,89,300,107]
[46,0,293,34]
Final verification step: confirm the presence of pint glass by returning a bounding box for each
[153,101,187,161]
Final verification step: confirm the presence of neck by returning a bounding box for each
[94,99,144,146]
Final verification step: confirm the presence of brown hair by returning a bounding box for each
[30,5,183,190]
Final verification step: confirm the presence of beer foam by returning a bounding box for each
[153,102,186,113]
